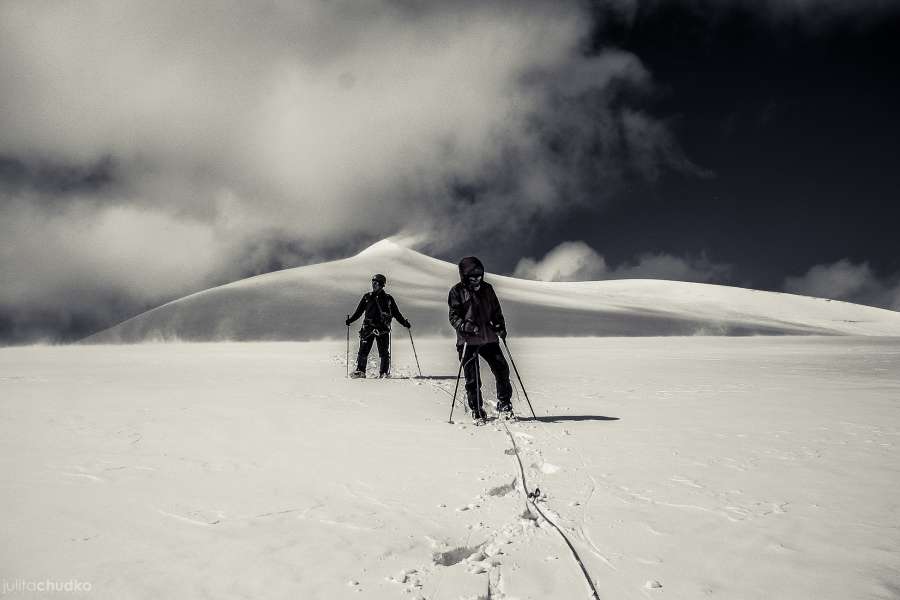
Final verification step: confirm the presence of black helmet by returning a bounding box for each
[372,273,387,285]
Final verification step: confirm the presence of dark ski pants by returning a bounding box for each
[457,342,512,413]
[357,332,391,374]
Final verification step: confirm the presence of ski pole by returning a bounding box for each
[407,328,422,377]
[345,314,350,378]
[475,349,482,418]
[502,338,537,420]
[448,342,467,423]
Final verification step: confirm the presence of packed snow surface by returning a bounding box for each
[86,239,900,342]
[2,336,899,599]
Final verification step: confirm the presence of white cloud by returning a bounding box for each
[1,1,700,341]
[0,194,225,308]
[784,260,900,310]
[615,252,730,282]
[0,1,665,246]
[513,242,608,282]
[513,240,731,283]
[784,259,873,300]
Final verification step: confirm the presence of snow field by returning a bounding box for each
[1,337,899,599]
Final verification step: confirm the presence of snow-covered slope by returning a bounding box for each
[3,338,899,598]
[86,239,900,342]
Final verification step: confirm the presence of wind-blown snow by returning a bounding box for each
[2,337,898,598]
[85,239,900,343]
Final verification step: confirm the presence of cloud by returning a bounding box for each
[614,252,731,282]
[783,260,900,310]
[0,192,225,342]
[0,0,702,343]
[621,111,712,181]
[0,1,676,244]
[513,240,731,283]
[513,242,609,282]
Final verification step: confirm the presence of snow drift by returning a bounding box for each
[85,239,900,343]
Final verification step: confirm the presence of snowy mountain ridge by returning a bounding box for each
[85,239,900,343]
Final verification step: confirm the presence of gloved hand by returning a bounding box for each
[498,328,507,340]
[402,319,411,329]
[462,322,480,334]
[345,318,352,327]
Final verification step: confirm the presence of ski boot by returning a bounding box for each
[472,408,489,426]
[497,399,515,420]
[350,370,366,379]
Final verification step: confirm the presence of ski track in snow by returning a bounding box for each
[327,361,547,598]
[395,360,810,598]
[380,370,614,599]
[4,338,900,599]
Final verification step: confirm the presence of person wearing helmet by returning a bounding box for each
[346,274,411,378]
[447,257,513,423]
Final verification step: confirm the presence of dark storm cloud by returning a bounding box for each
[400,48,707,254]
[0,156,116,197]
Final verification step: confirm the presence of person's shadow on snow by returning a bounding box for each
[520,415,619,423]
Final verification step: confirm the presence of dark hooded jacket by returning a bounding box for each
[448,256,506,346]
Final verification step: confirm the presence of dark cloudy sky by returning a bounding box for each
[1,0,898,344]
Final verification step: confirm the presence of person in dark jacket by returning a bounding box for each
[346,273,410,378]
[448,257,513,422]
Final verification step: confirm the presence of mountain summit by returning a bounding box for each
[85,240,900,342]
